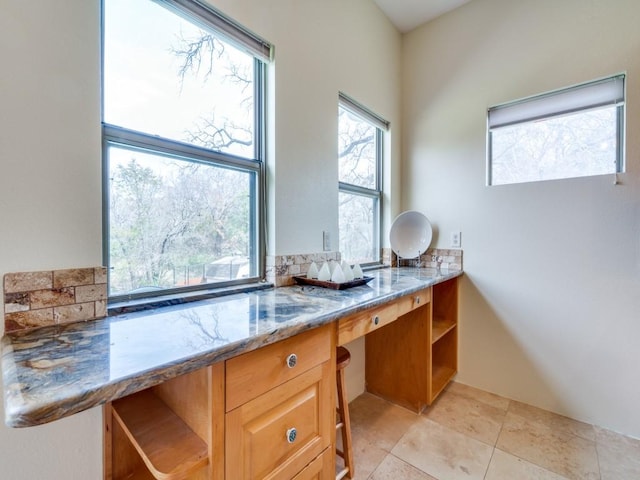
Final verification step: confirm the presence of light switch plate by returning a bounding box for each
[451,231,461,248]
[323,231,331,251]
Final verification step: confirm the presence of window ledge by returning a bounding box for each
[108,281,274,316]
[362,263,389,272]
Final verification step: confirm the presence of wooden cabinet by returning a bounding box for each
[291,448,334,480]
[338,288,430,347]
[430,277,458,403]
[360,278,458,412]
[337,287,431,346]
[395,287,431,318]
[225,324,335,480]
[226,363,333,479]
[104,364,225,480]
[103,277,458,479]
[104,326,334,480]
[337,302,398,345]
[226,326,331,411]
[364,297,431,412]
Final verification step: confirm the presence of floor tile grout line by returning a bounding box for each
[482,447,497,480]
[493,398,510,447]
[493,423,592,479]
[594,440,604,480]
[351,387,639,480]
[480,398,509,480]
[364,405,422,480]
[507,398,600,444]
[505,405,602,447]
[422,395,509,449]
[427,393,588,480]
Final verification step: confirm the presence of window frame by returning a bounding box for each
[101,0,269,302]
[487,74,625,186]
[338,93,387,266]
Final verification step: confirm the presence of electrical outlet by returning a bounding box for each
[451,231,462,248]
[323,231,331,251]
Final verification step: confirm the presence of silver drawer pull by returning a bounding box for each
[286,427,297,443]
[286,353,298,368]
[372,315,380,326]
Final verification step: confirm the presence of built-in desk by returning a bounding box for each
[338,278,458,412]
[1,267,461,480]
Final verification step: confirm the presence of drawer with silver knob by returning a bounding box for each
[337,302,399,345]
[396,287,431,318]
[226,324,331,411]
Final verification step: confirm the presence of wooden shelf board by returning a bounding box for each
[432,318,456,344]
[431,365,456,402]
[118,468,156,480]
[112,390,209,480]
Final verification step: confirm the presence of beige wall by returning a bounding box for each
[0,1,104,479]
[0,0,401,478]
[7,1,639,479]
[212,0,403,255]
[402,0,640,438]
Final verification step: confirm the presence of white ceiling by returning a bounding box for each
[373,0,472,33]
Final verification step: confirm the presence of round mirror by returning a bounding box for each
[389,211,433,259]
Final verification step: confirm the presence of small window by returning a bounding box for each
[487,74,625,186]
[338,94,388,265]
[102,0,270,300]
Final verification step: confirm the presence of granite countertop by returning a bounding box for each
[1,267,462,428]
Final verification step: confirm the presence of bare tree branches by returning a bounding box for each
[184,114,252,151]
[171,32,224,83]
[172,29,254,155]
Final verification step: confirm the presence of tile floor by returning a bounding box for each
[339,382,640,480]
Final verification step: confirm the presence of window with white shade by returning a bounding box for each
[487,74,625,186]
[338,94,388,264]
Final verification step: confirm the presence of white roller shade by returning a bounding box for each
[339,92,390,131]
[157,0,273,62]
[488,74,625,129]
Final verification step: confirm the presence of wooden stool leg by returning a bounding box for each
[336,366,354,479]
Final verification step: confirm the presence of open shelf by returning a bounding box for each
[432,279,457,325]
[111,390,209,480]
[119,469,155,480]
[432,317,456,344]
[429,277,458,404]
[431,364,456,400]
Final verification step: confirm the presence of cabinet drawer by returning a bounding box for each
[226,325,331,411]
[226,362,333,480]
[337,302,398,346]
[292,447,334,480]
[396,287,431,318]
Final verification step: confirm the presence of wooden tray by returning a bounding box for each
[293,275,374,290]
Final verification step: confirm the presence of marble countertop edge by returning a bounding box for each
[2,317,334,428]
[2,268,463,428]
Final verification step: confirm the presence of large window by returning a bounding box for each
[103,0,270,300]
[338,94,387,264]
[488,74,625,186]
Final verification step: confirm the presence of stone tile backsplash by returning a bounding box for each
[267,248,462,287]
[382,247,463,271]
[266,252,341,287]
[1,250,461,331]
[3,267,107,333]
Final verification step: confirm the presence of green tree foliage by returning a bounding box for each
[110,155,250,294]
